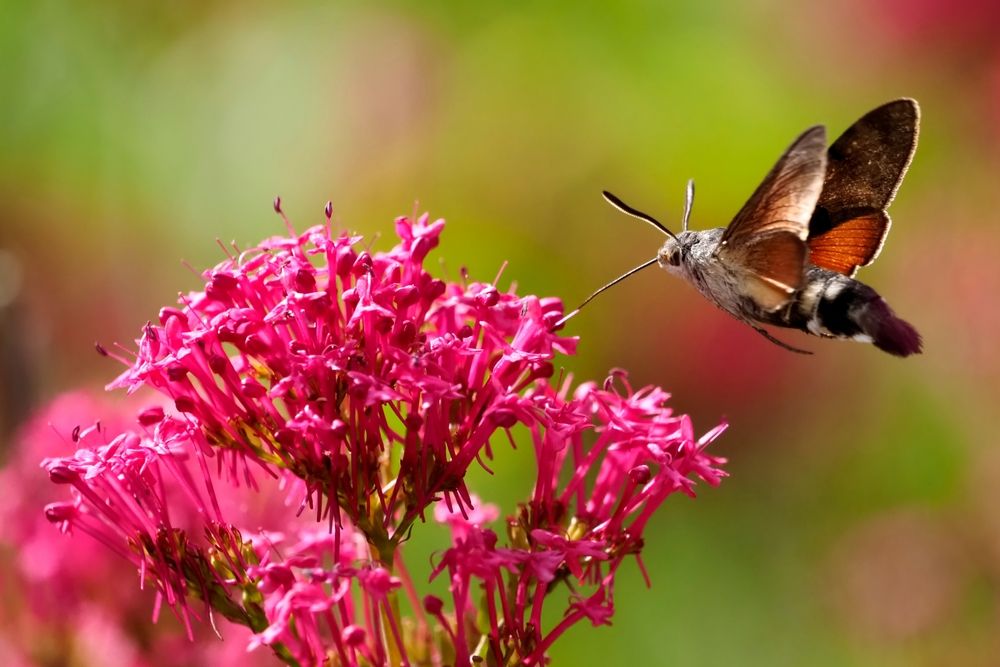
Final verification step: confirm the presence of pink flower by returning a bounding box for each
[40,207,726,666]
[98,214,574,560]
[0,392,277,667]
[426,370,727,665]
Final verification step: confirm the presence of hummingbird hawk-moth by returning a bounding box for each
[580,98,922,357]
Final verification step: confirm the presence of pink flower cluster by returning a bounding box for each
[41,207,726,665]
[0,393,275,667]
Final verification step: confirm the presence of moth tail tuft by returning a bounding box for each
[860,297,922,357]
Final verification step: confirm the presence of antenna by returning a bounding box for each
[554,257,658,328]
[555,189,677,329]
[682,179,695,232]
[602,191,678,241]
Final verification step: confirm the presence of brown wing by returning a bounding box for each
[741,230,809,311]
[718,125,827,310]
[808,99,920,276]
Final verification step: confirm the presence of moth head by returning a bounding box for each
[655,180,695,275]
[657,236,684,273]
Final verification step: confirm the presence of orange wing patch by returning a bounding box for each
[808,212,888,277]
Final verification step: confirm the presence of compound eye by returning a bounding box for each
[668,250,681,266]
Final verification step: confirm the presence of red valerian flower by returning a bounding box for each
[0,392,278,667]
[43,206,726,666]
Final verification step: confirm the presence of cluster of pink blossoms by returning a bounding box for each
[0,392,277,667]
[42,204,727,666]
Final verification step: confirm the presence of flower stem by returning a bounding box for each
[365,520,407,666]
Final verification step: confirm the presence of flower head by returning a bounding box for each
[99,214,574,558]
[42,208,726,666]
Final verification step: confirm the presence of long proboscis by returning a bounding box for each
[554,257,658,328]
[555,190,680,329]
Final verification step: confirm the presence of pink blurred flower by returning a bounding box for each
[868,0,1000,47]
[434,493,499,541]
[40,207,726,665]
[834,0,1000,149]
[0,393,276,667]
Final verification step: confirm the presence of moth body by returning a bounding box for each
[659,230,921,356]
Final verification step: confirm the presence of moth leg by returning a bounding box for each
[751,325,813,355]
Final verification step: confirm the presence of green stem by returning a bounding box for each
[361,512,407,665]
[382,578,406,666]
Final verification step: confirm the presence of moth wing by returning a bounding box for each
[739,230,809,311]
[807,211,888,276]
[721,125,827,246]
[719,125,827,310]
[808,98,920,276]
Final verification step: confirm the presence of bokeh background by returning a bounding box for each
[2,1,999,665]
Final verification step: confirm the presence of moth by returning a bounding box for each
[582,99,922,357]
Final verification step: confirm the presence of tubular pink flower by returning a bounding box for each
[424,370,728,663]
[102,214,575,563]
[41,208,727,666]
[1,392,282,666]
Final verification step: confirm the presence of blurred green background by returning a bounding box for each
[2,0,999,665]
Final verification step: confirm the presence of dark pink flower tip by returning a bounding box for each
[341,624,367,647]
[423,595,444,616]
[173,396,196,414]
[628,465,652,485]
[43,502,79,523]
[488,408,518,429]
[137,406,165,426]
[45,463,79,485]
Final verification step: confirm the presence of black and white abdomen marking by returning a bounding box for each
[797,269,871,341]
[779,267,922,357]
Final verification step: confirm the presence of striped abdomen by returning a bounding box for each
[772,267,922,357]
